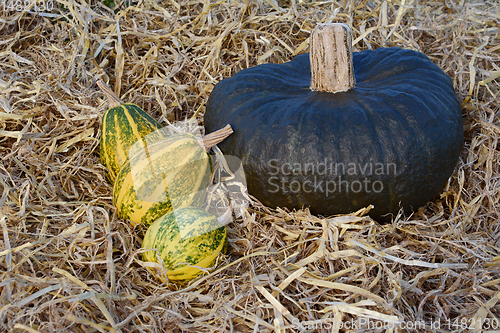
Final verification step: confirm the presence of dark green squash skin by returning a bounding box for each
[204,47,463,220]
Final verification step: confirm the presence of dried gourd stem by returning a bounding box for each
[198,124,233,151]
[310,23,356,93]
[97,79,123,108]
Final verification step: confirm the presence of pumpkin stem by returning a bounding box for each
[310,23,355,93]
[198,124,233,151]
[97,79,123,108]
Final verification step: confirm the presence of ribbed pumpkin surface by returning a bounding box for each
[113,132,212,227]
[205,48,463,220]
[100,103,164,182]
[142,207,227,282]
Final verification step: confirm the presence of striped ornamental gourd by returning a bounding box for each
[98,80,166,182]
[142,207,228,282]
[113,125,233,227]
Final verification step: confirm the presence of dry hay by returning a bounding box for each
[1,0,500,332]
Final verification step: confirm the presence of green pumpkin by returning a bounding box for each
[204,24,463,220]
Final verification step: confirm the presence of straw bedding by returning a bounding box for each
[1,0,499,332]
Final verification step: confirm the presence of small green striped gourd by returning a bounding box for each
[113,124,233,227]
[142,207,227,282]
[98,80,165,182]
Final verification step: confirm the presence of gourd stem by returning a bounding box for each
[97,79,123,108]
[310,23,356,93]
[198,124,233,151]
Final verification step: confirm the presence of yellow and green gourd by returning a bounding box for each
[113,132,210,227]
[142,206,228,282]
[98,80,166,183]
[112,124,233,227]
